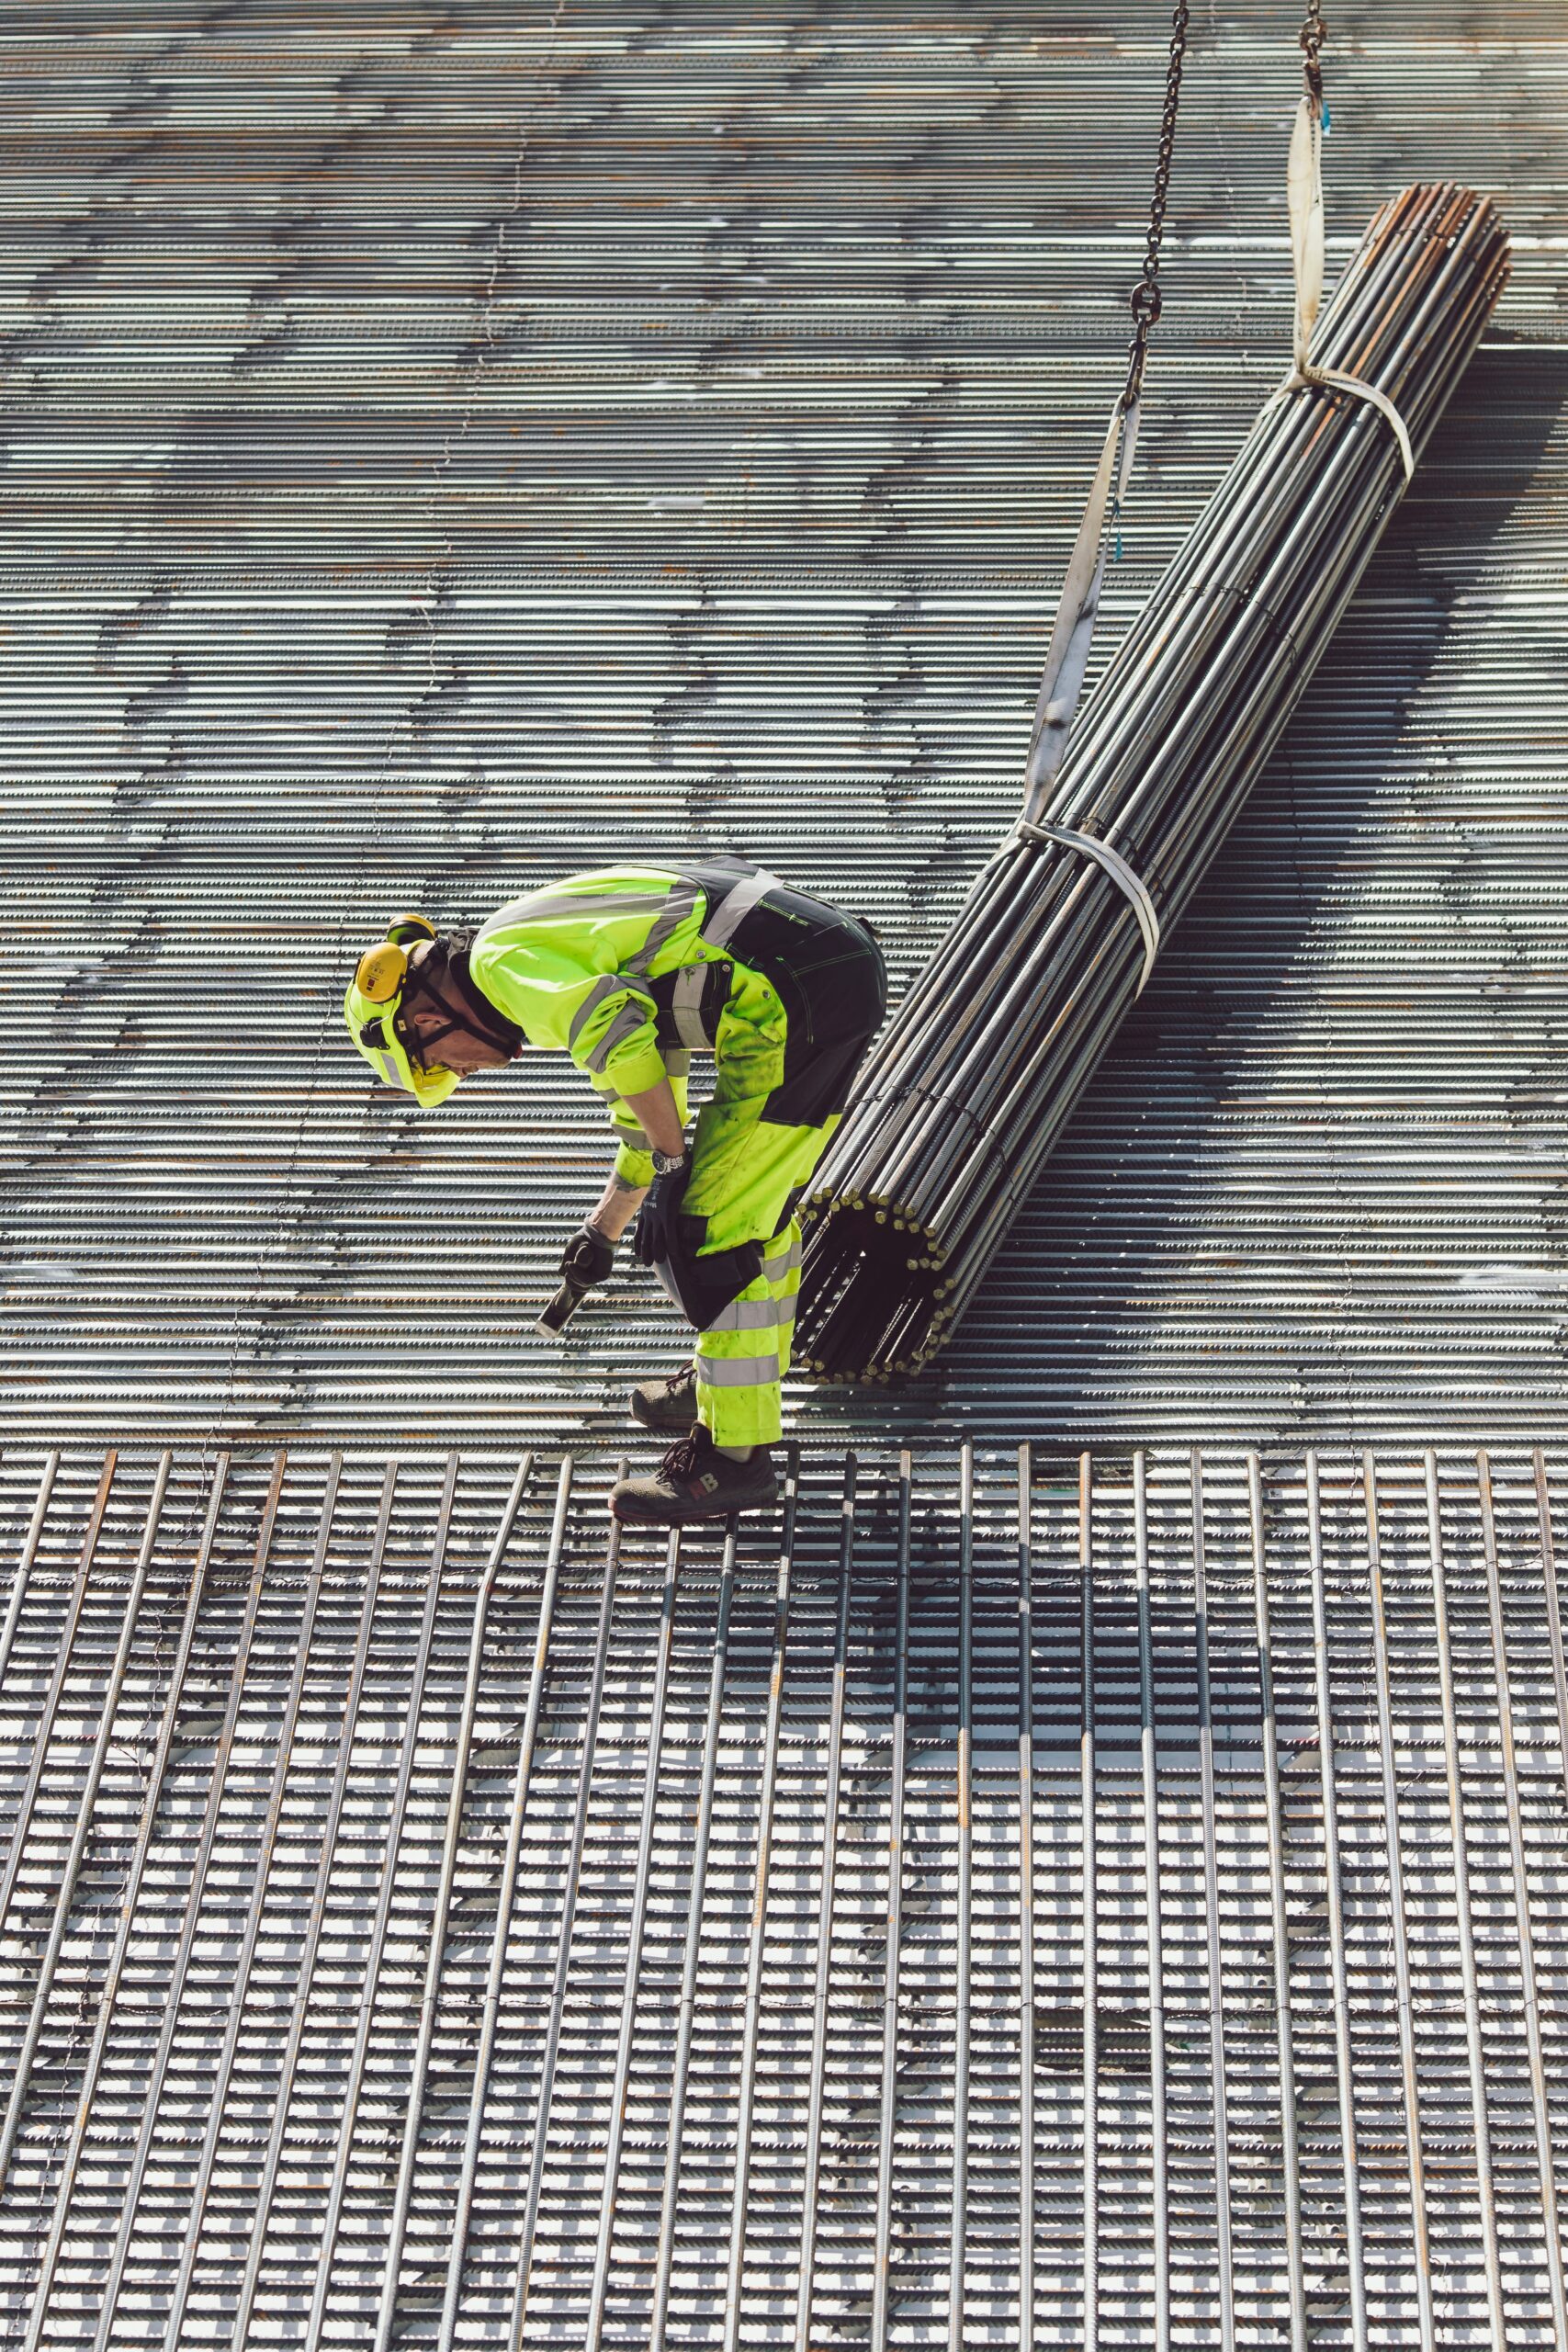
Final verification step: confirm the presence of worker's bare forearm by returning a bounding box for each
[622,1077,687,1159]
[583,1078,684,1243]
[588,1167,648,1243]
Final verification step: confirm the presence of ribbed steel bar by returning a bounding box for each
[1475,1449,1568,2347]
[1078,1453,1098,2352]
[870,1452,911,2352]
[20,1457,228,2346]
[585,1528,681,2351]
[439,1455,572,2351]
[793,1455,855,2352]
[0,1454,169,2190]
[160,1454,342,2346]
[89,1452,287,2345]
[1247,1453,1306,2352]
[1422,1452,1506,2348]
[649,1517,738,2352]
[724,1452,800,2351]
[1360,1453,1436,2349]
[373,1453,533,2352]
[948,1442,974,2352]
[229,1460,397,2343]
[1133,1453,1168,2352]
[1533,1449,1568,1824]
[1190,1453,1235,2352]
[512,1471,626,2339]
[1016,1444,1035,2352]
[0,1457,116,1939]
[1303,1453,1368,2352]
[303,1453,458,2343]
[0,1457,59,1692]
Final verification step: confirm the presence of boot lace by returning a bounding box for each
[660,1432,704,1482]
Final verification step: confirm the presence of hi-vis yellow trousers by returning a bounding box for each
[655,935,882,1447]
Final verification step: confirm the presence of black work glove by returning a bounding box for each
[559,1223,615,1290]
[633,1162,689,1269]
[537,1222,615,1337]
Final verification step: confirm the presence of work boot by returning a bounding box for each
[628,1361,698,1434]
[610,1430,778,1525]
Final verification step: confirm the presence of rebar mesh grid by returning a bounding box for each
[3,1443,1567,2346]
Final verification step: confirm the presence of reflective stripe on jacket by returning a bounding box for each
[468,863,778,1165]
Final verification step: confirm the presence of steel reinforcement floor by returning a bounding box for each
[3,0,1566,1448]
[6,7,1568,2346]
[5,1442,1568,2346]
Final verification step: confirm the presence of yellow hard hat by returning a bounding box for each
[342,915,460,1107]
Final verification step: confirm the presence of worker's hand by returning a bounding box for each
[559,1223,615,1290]
[537,1222,616,1338]
[633,1162,689,1269]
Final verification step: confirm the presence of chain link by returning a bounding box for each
[1300,0,1327,107]
[1122,0,1191,410]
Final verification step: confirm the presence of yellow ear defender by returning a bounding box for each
[343,913,461,1108]
[353,914,436,1003]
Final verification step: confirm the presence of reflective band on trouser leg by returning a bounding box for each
[694,1218,802,1448]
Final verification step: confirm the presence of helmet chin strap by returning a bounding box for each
[399,937,521,1063]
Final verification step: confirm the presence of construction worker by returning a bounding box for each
[343,860,886,1523]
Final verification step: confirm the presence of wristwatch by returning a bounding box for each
[650,1148,687,1177]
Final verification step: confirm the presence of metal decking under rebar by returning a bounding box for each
[4,1444,1568,2347]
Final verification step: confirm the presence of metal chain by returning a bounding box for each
[1300,0,1327,107]
[1122,0,1191,411]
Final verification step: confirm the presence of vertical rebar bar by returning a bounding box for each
[1533,1450,1568,1823]
[161,1453,343,2345]
[512,1468,627,2342]
[585,1526,682,2352]
[1017,1443,1035,2352]
[89,1450,288,2348]
[650,1516,739,2352]
[229,1459,399,2343]
[1303,1453,1367,2352]
[374,1453,533,2352]
[725,1451,801,2352]
[949,1442,974,2352]
[1247,1453,1306,2352]
[20,1456,228,2346]
[1079,1451,1098,2352]
[304,1453,458,2342]
[1476,1448,1568,2346]
[0,1454,117,1936]
[1424,1451,1506,2348]
[1134,1453,1168,2352]
[439,1453,572,2352]
[0,1453,61,1690]
[795,1454,856,2352]
[1190,1453,1234,2352]
[1360,1452,1436,2350]
[871,1451,912,2352]
[0,1453,170,2190]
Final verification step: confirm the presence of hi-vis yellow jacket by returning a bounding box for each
[468,860,784,1182]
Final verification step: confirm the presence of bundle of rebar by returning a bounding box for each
[795,184,1508,1382]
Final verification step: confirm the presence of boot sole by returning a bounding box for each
[609,1485,778,1525]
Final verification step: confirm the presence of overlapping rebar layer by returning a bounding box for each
[795,185,1510,1382]
[6,1442,1568,2346]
